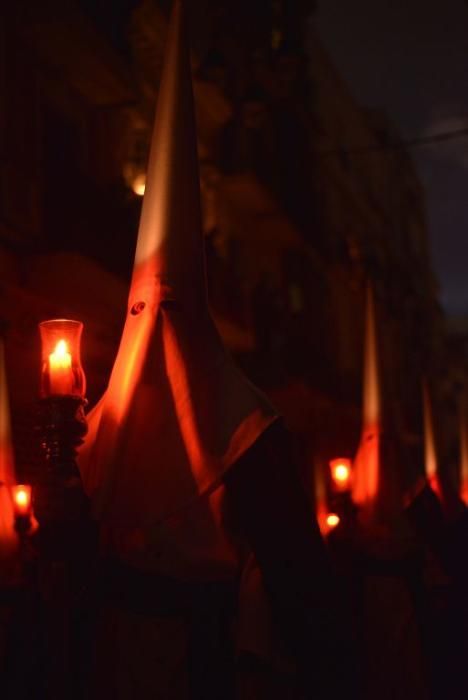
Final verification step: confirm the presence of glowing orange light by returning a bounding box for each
[11,485,32,517]
[326,513,340,529]
[330,458,352,491]
[39,320,86,398]
[50,339,71,366]
[460,398,468,506]
[48,339,73,395]
[336,465,348,480]
[132,173,146,197]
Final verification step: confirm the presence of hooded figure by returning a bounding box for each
[78,3,349,699]
[78,0,276,527]
[352,285,383,524]
[349,287,430,699]
[352,284,404,529]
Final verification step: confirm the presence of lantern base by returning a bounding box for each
[32,395,98,698]
[37,396,87,477]
[34,395,95,558]
[14,514,32,538]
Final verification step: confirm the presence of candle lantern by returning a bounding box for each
[11,484,33,536]
[35,320,96,699]
[12,484,32,517]
[329,457,352,492]
[39,319,85,398]
[35,319,89,533]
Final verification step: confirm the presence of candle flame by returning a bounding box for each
[12,484,32,515]
[335,466,348,481]
[326,513,340,529]
[334,463,350,483]
[14,488,29,507]
[50,340,72,368]
[330,458,352,492]
[53,340,68,359]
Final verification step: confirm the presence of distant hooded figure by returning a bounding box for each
[401,390,468,700]
[78,2,352,698]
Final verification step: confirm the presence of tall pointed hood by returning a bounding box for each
[422,382,439,495]
[0,340,18,559]
[314,461,328,536]
[361,283,380,432]
[352,284,381,518]
[131,0,205,313]
[459,395,468,505]
[78,0,278,525]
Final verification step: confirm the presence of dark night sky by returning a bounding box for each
[314,0,468,316]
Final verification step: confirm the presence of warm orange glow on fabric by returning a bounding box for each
[362,285,380,429]
[0,340,18,558]
[422,383,444,502]
[39,319,86,397]
[79,297,154,498]
[352,285,381,517]
[460,398,468,505]
[423,383,438,483]
[352,427,380,510]
[330,458,352,491]
[314,462,330,536]
[11,485,32,517]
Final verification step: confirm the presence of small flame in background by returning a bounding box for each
[326,513,340,530]
[330,458,352,490]
[132,173,146,197]
[334,464,349,482]
[12,484,32,516]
